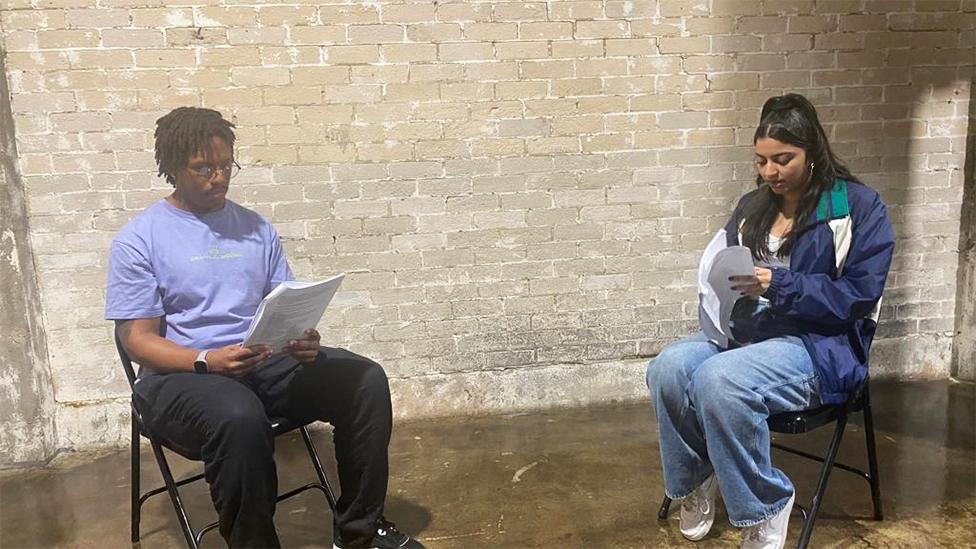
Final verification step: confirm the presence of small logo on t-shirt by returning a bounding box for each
[190,247,244,262]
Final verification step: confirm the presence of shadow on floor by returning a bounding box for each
[1,379,973,548]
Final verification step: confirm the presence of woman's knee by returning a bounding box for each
[646,343,694,394]
[646,358,670,394]
[644,357,660,392]
[688,358,746,412]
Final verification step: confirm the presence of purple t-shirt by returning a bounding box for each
[105,199,293,373]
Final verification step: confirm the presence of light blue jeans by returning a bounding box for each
[645,332,820,527]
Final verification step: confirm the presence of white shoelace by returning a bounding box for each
[696,492,710,514]
[684,484,710,515]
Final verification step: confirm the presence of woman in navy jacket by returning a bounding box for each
[645,94,895,549]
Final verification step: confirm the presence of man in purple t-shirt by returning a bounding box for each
[106,107,423,549]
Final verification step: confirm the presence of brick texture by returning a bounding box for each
[0,0,971,447]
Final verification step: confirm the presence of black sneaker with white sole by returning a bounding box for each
[333,519,424,549]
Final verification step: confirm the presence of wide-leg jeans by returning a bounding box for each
[645,332,820,527]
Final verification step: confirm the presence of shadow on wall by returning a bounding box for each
[857,50,971,378]
[951,79,976,380]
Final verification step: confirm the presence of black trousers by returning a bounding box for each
[133,347,393,548]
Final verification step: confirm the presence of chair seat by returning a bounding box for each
[768,405,847,435]
[270,416,304,435]
[769,388,868,435]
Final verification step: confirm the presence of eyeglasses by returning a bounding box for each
[188,161,241,181]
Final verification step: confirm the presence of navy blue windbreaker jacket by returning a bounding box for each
[707,180,895,405]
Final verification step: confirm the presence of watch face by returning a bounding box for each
[194,350,208,373]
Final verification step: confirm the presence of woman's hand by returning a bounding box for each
[207,344,273,377]
[729,267,773,297]
[284,328,321,364]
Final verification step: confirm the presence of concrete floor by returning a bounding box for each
[1,379,973,548]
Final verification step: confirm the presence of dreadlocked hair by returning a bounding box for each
[154,107,236,186]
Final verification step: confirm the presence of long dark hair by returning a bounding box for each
[742,93,860,261]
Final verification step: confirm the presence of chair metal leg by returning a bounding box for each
[299,426,338,512]
[796,414,848,549]
[137,424,339,547]
[149,439,199,549]
[131,412,141,544]
[657,495,672,520]
[862,393,884,521]
[195,522,220,547]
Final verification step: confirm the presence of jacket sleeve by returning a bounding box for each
[764,192,895,326]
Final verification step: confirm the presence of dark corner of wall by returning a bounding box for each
[952,81,976,380]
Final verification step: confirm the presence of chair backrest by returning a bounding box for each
[114,331,138,392]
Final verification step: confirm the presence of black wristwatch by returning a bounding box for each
[193,350,209,374]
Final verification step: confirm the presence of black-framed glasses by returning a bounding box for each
[188,161,241,181]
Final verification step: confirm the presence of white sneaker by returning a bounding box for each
[679,474,718,541]
[741,492,795,549]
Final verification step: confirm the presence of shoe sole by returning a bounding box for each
[681,516,714,541]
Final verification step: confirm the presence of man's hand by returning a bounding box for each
[284,328,321,364]
[729,267,774,297]
[206,344,273,377]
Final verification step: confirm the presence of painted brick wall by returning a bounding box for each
[1,0,972,449]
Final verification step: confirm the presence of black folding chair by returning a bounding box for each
[116,335,339,548]
[657,379,883,549]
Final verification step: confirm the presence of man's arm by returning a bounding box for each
[116,318,271,376]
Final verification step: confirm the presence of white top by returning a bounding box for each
[756,233,790,269]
